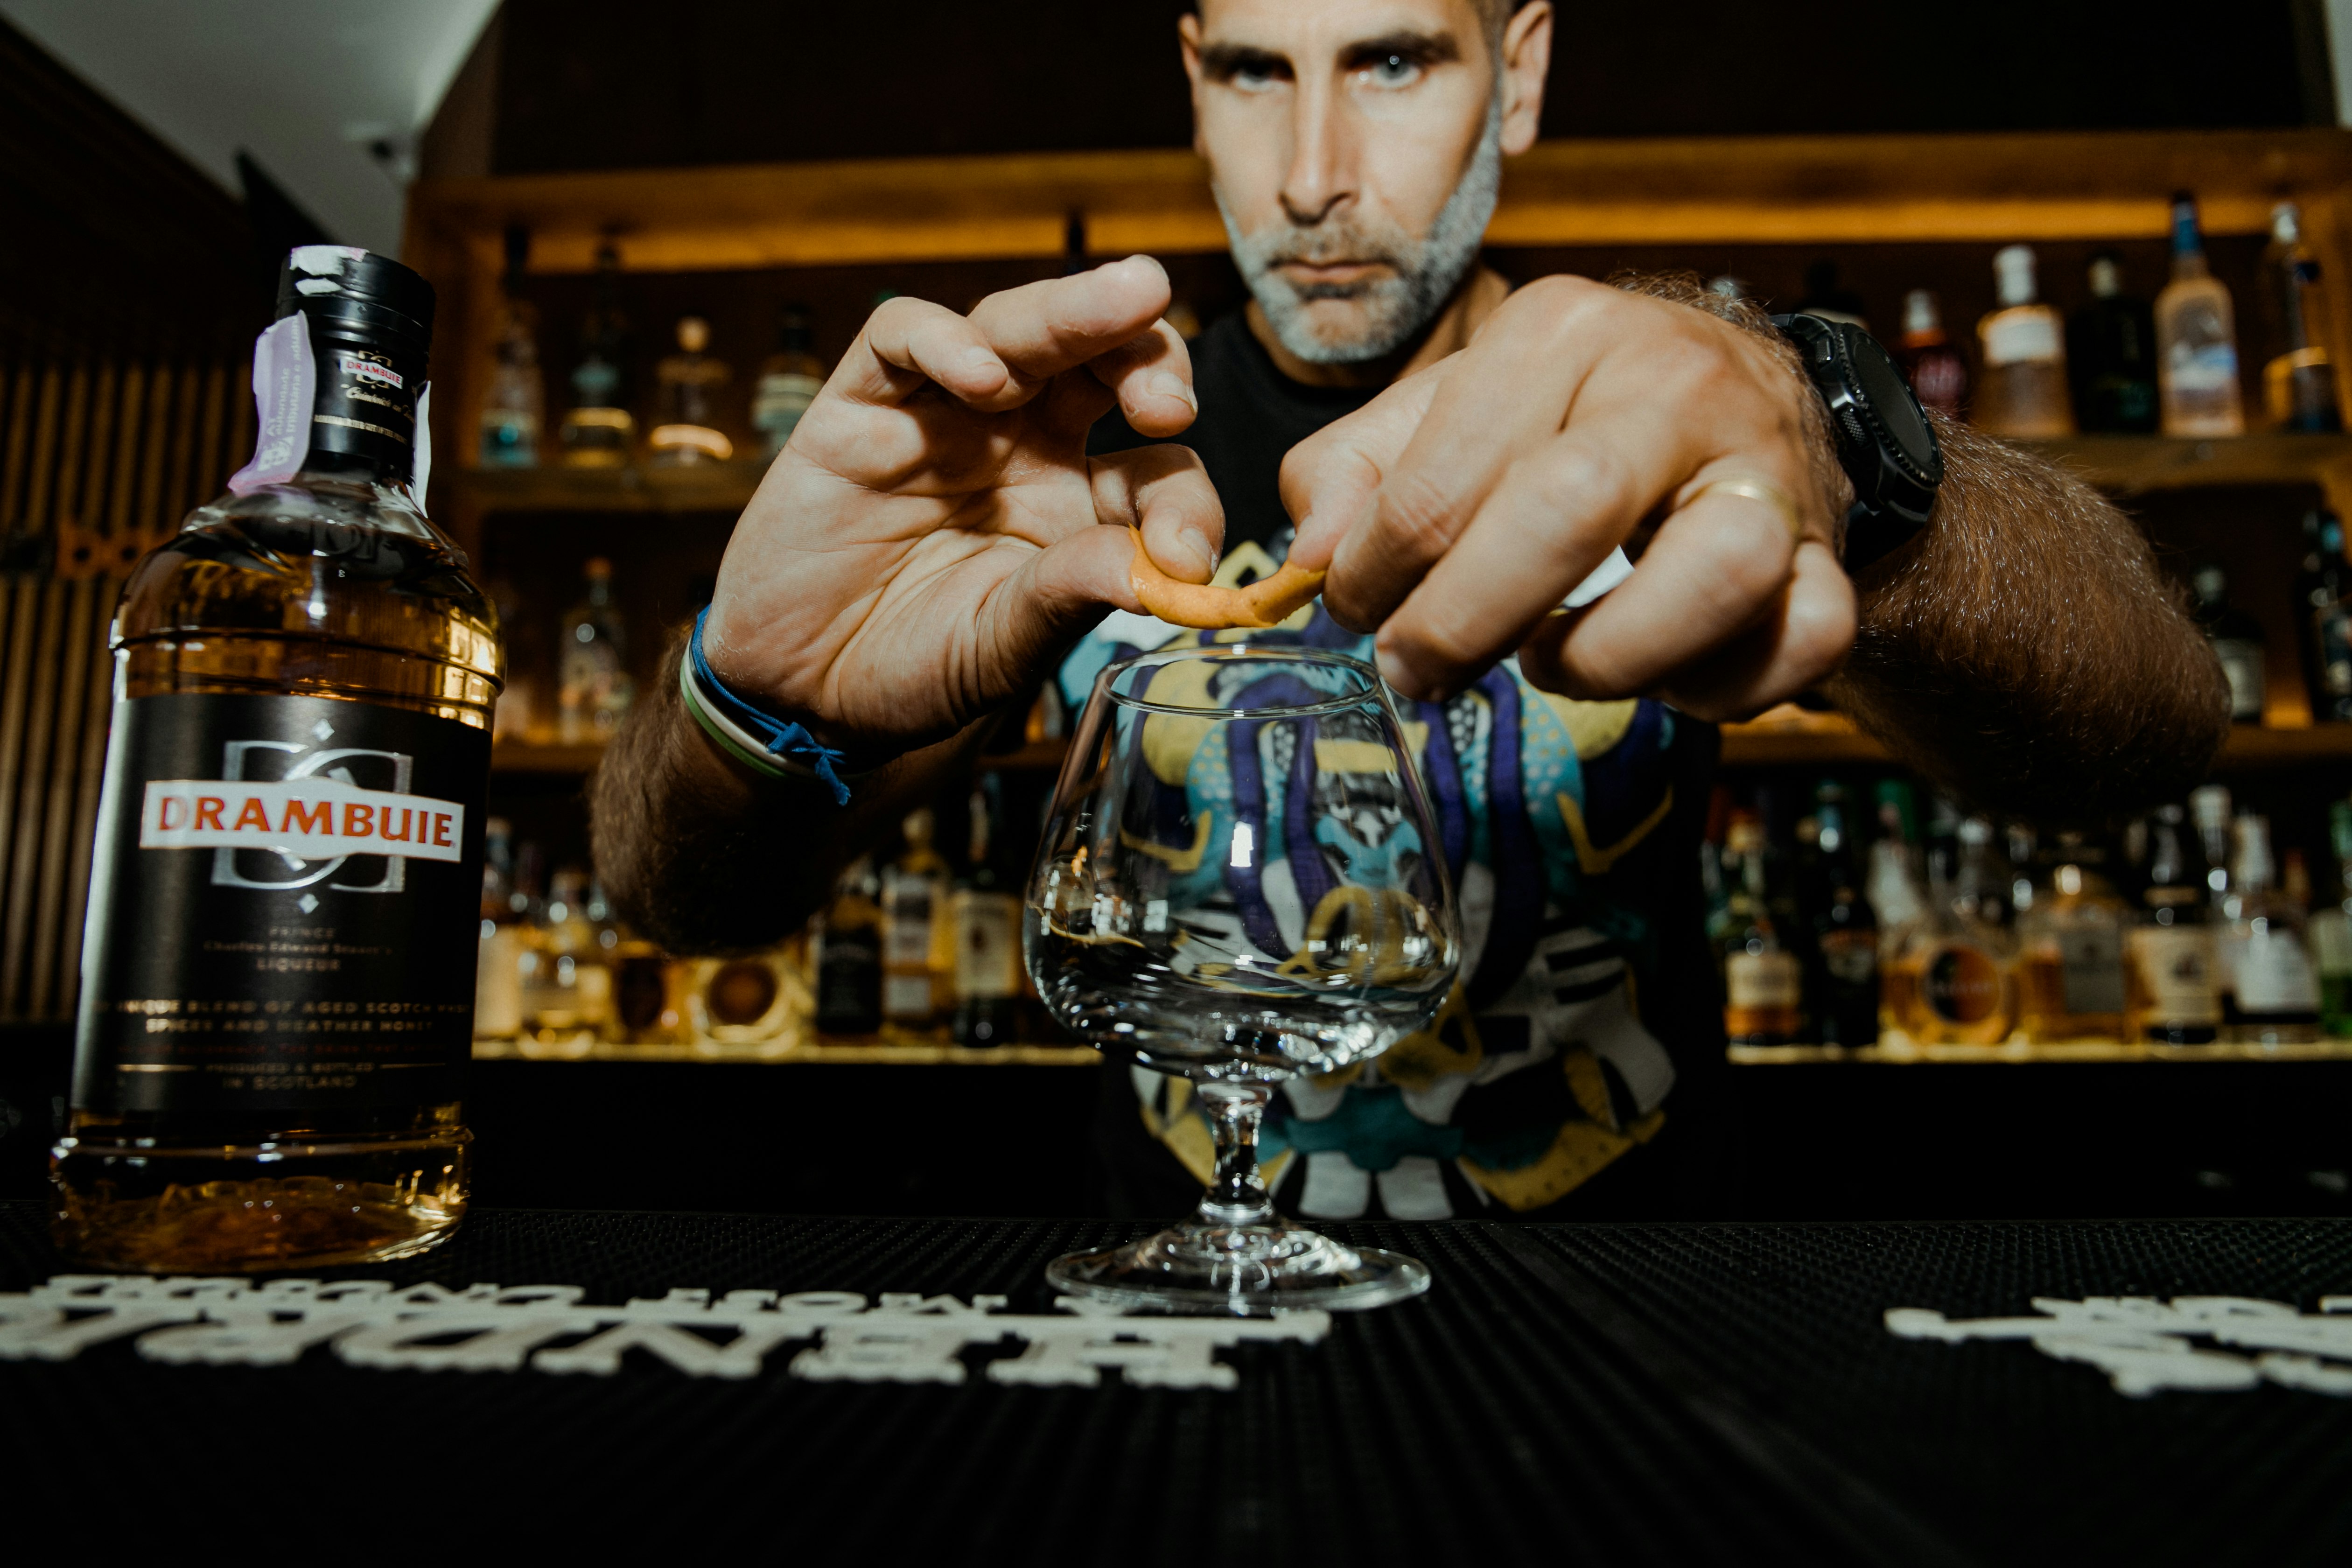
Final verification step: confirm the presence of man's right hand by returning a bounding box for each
[700,257,1221,755]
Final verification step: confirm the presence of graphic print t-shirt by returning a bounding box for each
[1077,312,1724,1223]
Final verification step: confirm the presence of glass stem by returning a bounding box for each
[1194,1081,1274,1227]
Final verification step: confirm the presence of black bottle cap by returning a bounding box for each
[273,245,435,356]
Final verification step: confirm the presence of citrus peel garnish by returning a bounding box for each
[1126,525,1326,630]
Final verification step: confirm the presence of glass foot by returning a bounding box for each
[1047,1218,1431,1315]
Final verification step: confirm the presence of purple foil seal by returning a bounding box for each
[226,313,317,496]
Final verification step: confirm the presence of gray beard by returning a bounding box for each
[1221,90,1505,366]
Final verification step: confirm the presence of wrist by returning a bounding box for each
[680,608,878,803]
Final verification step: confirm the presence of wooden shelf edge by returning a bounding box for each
[1718,714,2352,769]
[474,1038,1098,1065]
[1731,1038,2352,1064]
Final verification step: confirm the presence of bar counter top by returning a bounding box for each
[4,1202,2349,1562]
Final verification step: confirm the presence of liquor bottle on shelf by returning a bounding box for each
[2262,203,2341,433]
[2315,802,2352,1038]
[1888,817,2018,1046]
[57,246,500,1272]
[2156,193,2246,438]
[521,867,612,1038]
[1805,782,1879,1048]
[1974,245,2075,438]
[1718,811,1804,1048]
[2016,832,2129,1043]
[2295,511,2352,723]
[751,305,827,462]
[1897,290,1969,418]
[2067,251,2160,434]
[813,856,884,1036]
[604,937,686,1046]
[474,817,524,1041]
[559,242,635,468]
[647,315,733,465]
[2191,564,2267,724]
[881,808,951,1031]
[2220,814,2320,1044]
[557,556,634,743]
[2127,804,2221,1045]
[477,224,543,469]
[689,947,803,1047]
[952,776,1026,1047]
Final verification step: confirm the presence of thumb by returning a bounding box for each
[976,524,1147,683]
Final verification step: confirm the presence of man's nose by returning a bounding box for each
[1279,70,1356,227]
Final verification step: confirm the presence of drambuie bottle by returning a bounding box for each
[56,248,500,1271]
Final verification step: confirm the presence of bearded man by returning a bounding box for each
[593,0,2227,1220]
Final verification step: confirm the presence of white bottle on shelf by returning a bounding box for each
[1974,246,2075,438]
[2156,193,2246,438]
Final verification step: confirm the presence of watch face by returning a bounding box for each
[1845,329,1939,478]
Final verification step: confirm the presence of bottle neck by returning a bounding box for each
[239,307,429,494]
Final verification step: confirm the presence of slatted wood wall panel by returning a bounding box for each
[0,351,252,1024]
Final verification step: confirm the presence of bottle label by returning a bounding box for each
[2058,924,2127,1014]
[1819,929,1878,987]
[2168,340,2240,393]
[1982,308,2060,368]
[1922,943,2003,1024]
[2129,925,2221,1025]
[2236,928,2321,1012]
[884,898,935,967]
[954,891,1022,1000]
[883,974,936,1021]
[73,693,488,1113]
[2212,639,2265,719]
[1725,949,1802,1008]
[228,313,318,495]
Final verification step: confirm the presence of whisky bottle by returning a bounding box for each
[1804,782,1879,1048]
[557,556,633,742]
[2016,832,2128,1043]
[2191,564,2267,723]
[2220,814,2320,1044]
[813,856,884,1036]
[1718,812,1803,1047]
[559,242,635,468]
[1893,817,2018,1046]
[1974,246,2075,438]
[2156,194,2246,438]
[1897,290,1969,418]
[2314,802,2352,1038]
[473,816,524,1041]
[58,246,500,1271]
[647,315,733,466]
[750,305,826,462]
[881,808,950,1030]
[477,226,542,469]
[2127,804,2221,1044]
[2067,252,2160,434]
[952,777,1024,1047]
[2262,203,2341,433]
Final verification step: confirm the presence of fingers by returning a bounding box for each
[1366,410,1699,698]
[1090,445,1225,584]
[1085,317,1198,441]
[1278,360,1450,576]
[1511,485,1829,703]
[835,256,1180,416]
[1648,540,1855,719]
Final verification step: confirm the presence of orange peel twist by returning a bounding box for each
[1125,525,1326,631]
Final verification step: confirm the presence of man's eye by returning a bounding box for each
[1233,64,1281,91]
[1360,53,1421,88]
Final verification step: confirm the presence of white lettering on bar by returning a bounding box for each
[1888,1294,2352,1398]
[0,1275,1328,1389]
[139,780,463,863]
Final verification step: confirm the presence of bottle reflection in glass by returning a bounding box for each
[1028,647,1459,1311]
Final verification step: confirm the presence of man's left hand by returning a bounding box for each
[1281,275,1858,721]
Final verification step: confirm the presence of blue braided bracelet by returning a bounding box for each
[682,606,853,805]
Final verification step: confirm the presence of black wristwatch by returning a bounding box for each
[1771,312,1943,572]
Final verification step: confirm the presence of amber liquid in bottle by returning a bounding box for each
[53,250,499,1272]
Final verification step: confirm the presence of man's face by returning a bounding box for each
[1183,0,1545,364]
